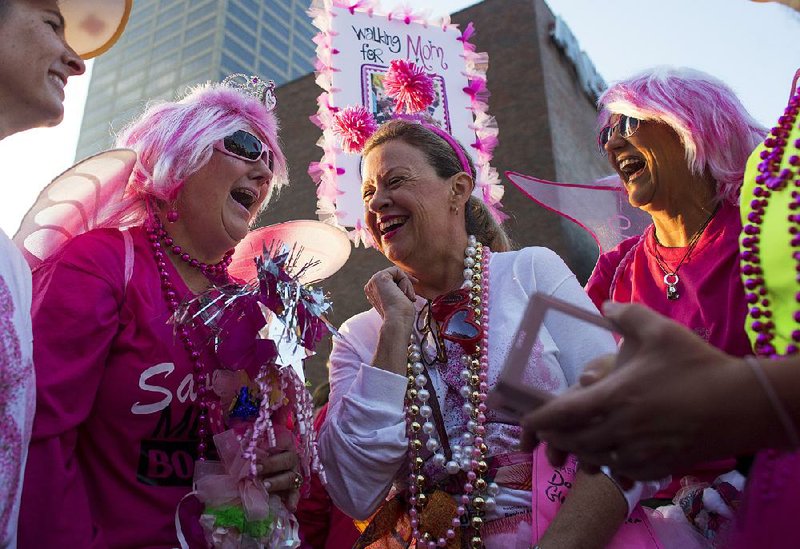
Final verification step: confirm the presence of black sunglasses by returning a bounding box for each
[214,129,274,172]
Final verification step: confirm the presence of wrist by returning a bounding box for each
[372,317,414,376]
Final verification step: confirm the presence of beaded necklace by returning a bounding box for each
[740,89,800,358]
[406,235,499,549]
[146,215,234,460]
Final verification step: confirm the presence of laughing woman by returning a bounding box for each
[585,67,766,542]
[319,120,634,548]
[17,79,303,547]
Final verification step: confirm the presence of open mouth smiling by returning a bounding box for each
[378,216,408,236]
[230,187,258,210]
[617,156,646,183]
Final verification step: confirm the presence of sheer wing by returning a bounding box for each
[230,220,352,284]
[13,149,137,268]
[506,171,651,253]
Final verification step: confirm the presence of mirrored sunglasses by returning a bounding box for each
[597,114,641,154]
[214,129,274,172]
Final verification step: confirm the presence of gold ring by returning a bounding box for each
[292,472,303,490]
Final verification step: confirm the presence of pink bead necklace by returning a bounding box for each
[146,216,234,460]
[740,89,800,358]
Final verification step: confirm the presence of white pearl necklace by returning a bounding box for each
[405,236,499,548]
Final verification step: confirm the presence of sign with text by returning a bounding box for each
[310,1,501,244]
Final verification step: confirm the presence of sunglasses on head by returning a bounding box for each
[597,114,641,154]
[214,129,274,172]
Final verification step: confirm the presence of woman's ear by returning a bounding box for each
[450,171,475,207]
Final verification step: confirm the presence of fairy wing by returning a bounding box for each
[13,149,137,268]
[229,220,352,284]
[506,171,651,253]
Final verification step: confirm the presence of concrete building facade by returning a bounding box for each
[76,0,317,158]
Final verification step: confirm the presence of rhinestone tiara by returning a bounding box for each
[221,73,277,111]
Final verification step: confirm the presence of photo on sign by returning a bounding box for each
[361,64,451,132]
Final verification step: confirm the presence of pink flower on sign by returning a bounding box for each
[333,106,378,153]
[383,59,435,114]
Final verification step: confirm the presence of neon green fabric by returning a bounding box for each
[740,115,800,354]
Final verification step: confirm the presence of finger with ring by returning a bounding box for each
[292,472,303,490]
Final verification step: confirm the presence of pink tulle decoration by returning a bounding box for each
[383,59,435,114]
[333,106,378,153]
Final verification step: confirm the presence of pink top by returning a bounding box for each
[586,203,751,495]
[19,227,213,548]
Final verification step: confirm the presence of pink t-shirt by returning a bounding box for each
[586,202,751,494]
[19,227,214,548]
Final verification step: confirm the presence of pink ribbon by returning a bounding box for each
[195,429,271,521]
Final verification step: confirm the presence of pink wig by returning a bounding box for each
[105,81,288,227]
[598,67,766,205]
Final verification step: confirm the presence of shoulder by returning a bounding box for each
[585,234,643,303]
[598,234,643,269]
[491,246,567,271]
[491,246,573,278]
[55,228,127,264]
[33,228,128,288]
[488,246,579,296]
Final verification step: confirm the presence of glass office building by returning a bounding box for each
[76,0,317,158]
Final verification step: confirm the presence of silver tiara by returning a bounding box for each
[221,74,277,111]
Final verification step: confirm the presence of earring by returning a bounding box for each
[167,209,179,223]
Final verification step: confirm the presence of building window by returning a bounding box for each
[223,33,256,67]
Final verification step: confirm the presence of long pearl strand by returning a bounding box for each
[406,235,498,548]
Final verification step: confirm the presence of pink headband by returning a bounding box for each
[421,122,473,178]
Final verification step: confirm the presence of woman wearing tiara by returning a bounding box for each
[17,76,304,547]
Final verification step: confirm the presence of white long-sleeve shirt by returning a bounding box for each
[320,247,619,521]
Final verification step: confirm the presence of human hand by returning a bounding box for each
[521,302,747,480]
[257,428,302,511]
[522,354,617,471]
[364,266,418,322]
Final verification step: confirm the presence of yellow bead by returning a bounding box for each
[412,439,423,450]
[470,536,483,548]
[407,389,418,400]
[409,404,420,416]
[477,460,488,472]
[418,493,428,507]
[475,478,487,491]
[472,496,485,510]
[471,516,483,529]
[410,422,421,432]
[414,457,424,469]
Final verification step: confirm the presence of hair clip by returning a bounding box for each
[222,74,277,111]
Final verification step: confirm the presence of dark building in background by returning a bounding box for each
[266,0,612,386]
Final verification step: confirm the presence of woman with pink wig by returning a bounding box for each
[585,67,766,543]
[16,77,304,547]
